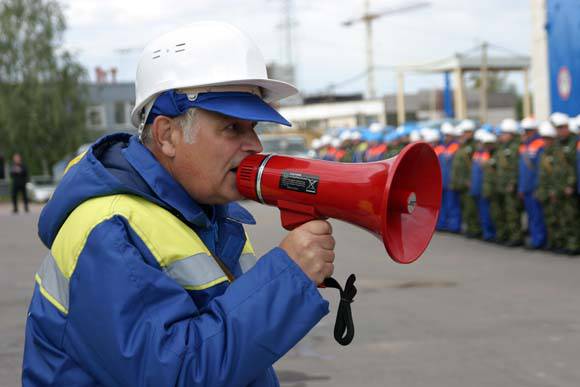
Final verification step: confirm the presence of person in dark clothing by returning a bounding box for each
[10,153,29,213]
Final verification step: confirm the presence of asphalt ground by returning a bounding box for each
[1,201,579,387]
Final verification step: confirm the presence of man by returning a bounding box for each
[495,118,523,246]
[549,113,579,254]
[23,22,334,386]
[450,119,481,238]
[536,121,573,253]
[472,131,497,242]
[517,118,546,249]
[9,152,29,213]
[436,122,461,233]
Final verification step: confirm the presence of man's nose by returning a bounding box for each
[243,129,263,153]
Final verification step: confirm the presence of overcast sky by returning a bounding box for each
[60,0,531,96]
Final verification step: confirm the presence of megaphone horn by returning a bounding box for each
[236,142,442,264]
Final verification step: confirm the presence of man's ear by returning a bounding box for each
[151,116,179,157]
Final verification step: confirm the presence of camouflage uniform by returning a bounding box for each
[495,138,523,245]
[384,143,403,159]
[450,137,481,237]
[556,135,580,252]
[536,142,577,251]
[482,149,500,241]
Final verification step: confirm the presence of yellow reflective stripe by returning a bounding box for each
[239,253,257,273]
[51,195,119,278]
[164,253,229,290]
[242,235,255,255]
[35,274,68,315]
[184,276,229,291]
[64,151,87,174]
[51,194,213,280]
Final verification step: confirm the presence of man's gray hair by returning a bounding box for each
[140,108,199,145]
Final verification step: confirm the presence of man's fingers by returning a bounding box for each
[302,220,332,235]
[313,235,335,251]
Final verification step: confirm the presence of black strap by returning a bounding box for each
[323,274,357,346]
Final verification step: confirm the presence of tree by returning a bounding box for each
[0,0,88,176]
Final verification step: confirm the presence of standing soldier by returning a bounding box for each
[536,122,573,253]
[518,118,546,249]
[350,131,366,162]
[495,119,523,246]
[450,119,481,238]
[337,131,354,162]
[550,113,580,254]
[473,131,498,242]
[437,122,461,233]
[365,132,388,162]
[575,117,580,194]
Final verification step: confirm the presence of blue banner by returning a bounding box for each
[547,0,580,115]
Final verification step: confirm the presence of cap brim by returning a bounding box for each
[194,93,292,126]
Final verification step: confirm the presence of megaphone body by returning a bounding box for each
[236,142,442,264]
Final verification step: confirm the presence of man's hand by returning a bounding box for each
[279,220,335,285]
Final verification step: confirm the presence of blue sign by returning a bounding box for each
[547,0,580,115]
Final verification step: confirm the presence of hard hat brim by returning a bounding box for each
[190,92,292,126]
[131,78,297,128]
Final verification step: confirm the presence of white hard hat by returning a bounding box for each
[320,134,332,146]
[311,139,322,149]
[474,129,487,142]
[520,117,538,130]
[331,138,342,148]
[500,118,519,134]
[131,21,297,128]
[409,130,422,142]
[550,112,569,127]
[351,131,362,141]
[339,130,352,141]
[459,119,476,132]
[422,129,440,143]
[440,122,455,135]
[538,121,557,138]
[569,117,579,134]
[481,131,497,144]
[452,126,463,137]
[369,122,383,133]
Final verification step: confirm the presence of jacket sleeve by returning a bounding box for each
[63,216,329,387]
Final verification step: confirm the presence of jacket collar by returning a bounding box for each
[122,135,255,227]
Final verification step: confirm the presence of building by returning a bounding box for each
[86,82,137,137]
[278,90,518,133]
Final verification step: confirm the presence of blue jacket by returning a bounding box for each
[469,149,488,196]
[517,134,544,194]
[23,133,329,386]
[439,141,459,190]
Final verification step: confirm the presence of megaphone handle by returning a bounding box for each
[322,274,357,346]
[277,200,323,230]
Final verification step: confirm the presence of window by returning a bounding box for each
[86,106,106,128]
[114,101,128,125]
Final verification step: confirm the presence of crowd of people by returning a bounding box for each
[309,113,580,255]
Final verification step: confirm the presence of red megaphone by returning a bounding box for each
[236,142,442,264]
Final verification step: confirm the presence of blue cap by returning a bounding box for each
[146,90,291,126]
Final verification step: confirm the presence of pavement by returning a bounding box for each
[1,201,579,387]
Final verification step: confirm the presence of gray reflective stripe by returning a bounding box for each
[239,253,257,273]
[37,252,69,312]
[164,253,227,290]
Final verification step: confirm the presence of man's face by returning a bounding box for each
[462,131,473,143]
[556,125,570,139]
[171,109,262,205]
[499,133,513,143]
[522,129,536,141]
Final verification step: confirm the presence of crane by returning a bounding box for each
[342,1,431,99]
